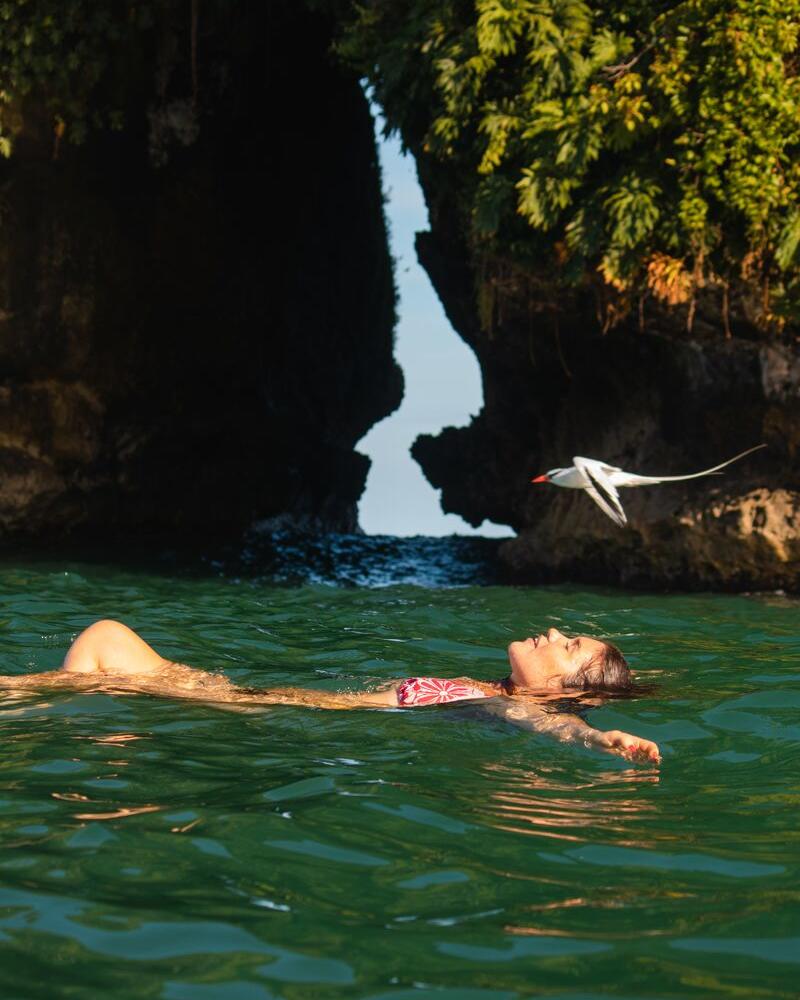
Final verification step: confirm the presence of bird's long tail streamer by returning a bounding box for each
[624,444,767,486]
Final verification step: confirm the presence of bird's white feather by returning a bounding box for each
[606,444,767,487]
[573,457,628,526]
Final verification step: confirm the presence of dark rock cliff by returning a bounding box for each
[411,169,800,591]
[0,3,401,545]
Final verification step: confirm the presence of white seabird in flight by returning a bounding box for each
[530,445,767,527]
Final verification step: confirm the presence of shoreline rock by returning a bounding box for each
[411,226,800,591]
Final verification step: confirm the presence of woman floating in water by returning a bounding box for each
[0,619,660,762]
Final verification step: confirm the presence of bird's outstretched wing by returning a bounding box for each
[613,444,767,487]
[574,457,628,527]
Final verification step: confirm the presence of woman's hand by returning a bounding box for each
[598,729,661,763]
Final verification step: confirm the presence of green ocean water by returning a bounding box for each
[0,546,798,1000]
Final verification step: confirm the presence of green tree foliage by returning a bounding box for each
[342,0,800,331]
[0,1,159,155]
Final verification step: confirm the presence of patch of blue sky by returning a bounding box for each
[358,111,511,538]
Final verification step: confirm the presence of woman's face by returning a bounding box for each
[507,628,606,689]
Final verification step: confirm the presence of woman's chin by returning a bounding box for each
[507,638,534,657]
[507,640,537,676]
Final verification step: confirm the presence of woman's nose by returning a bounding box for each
[547,628,563,642]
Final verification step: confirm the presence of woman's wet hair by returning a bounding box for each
[562,641,632,692]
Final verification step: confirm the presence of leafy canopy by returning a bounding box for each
[0,0,160,156]
[4,0,800,330]
[342,0,800,330]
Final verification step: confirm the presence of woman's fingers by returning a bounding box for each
[604,729,661,763]
[628,737,660,762]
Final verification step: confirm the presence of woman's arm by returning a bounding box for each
[480,699,661,762]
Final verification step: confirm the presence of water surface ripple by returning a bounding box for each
[0,545,798,999]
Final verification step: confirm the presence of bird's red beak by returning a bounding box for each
[530,474,549,483]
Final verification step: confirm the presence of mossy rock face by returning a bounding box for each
[0,4,401,544]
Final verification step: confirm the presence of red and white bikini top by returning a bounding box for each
[396,676,501,707]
